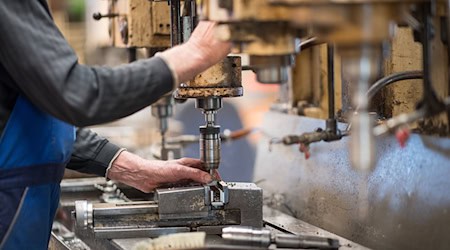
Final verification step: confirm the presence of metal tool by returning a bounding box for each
[74,182,263,239]
[222,226,340,249]
[197,97,222,175]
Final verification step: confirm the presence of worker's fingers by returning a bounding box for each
[166,164,212,184]
[175,158,205,170]
[190,21,216,39]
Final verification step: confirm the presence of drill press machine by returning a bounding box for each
[174,56,243,176]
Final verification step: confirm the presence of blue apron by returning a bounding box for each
[0,96,75,249]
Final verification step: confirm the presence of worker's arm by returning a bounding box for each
[67,128,212,192]
[66,128,121,176]
[0,1,229,126]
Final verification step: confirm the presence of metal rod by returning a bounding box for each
[170,0,182,47]
[190,0,197,29]
[327,44,335,120]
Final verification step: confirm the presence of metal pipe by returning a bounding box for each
[347,70,423,132]
[374,96,450,137]
[373,107,427,137]
[367,71,423,100]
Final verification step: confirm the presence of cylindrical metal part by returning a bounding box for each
[200,126,221,171]
[196,97,222,111]
[275,234,340,249]
[151,95,174,133]
[75,200,93,228]
[222,226,340,249]
[222,227,271,248]
[151,95,174,117]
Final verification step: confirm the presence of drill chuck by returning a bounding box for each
[200,126,221,171]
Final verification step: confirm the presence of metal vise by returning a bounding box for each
[74,182,263,239]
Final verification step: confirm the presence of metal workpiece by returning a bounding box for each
[222,227,271,248]
[205,181,229,208]
[173,56,243,99]
[74,183,263,239]
[222,226,340,249]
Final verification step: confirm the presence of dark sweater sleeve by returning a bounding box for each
[66,128,121,176]
[0,1,174,127]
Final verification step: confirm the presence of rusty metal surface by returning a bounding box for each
[175,56,242,99]
[254,111,450,250]
[174,87,243,99]
[186,57,241,88]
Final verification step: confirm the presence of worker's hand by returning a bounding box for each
[107,151,213,193]
[158,21,232,84]
[186,21,232,69]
